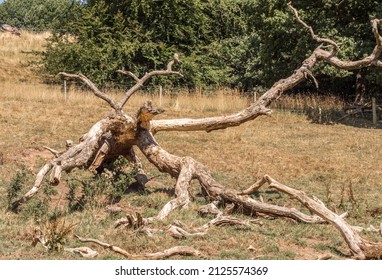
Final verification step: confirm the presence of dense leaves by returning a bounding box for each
[0,0,82,30]
[3,0,381,97]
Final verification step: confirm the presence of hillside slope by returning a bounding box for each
[0,31,49,82]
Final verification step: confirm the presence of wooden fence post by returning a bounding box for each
[159,85,163,106]
[63,80,67,102]
[372,97,377,125]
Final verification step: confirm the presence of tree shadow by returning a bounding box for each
[305,107,382,129]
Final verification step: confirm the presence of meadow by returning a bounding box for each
[0,31,382,260]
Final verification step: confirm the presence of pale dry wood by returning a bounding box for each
[135,105,327,224]
[12,4,382,260]
[288,2,339,53]
[117,57,182,109]
[31,229,49,250]
[15,9,382,209]
[43,146,62,157]
[198,202,223,217]
[250,175,382,259]
[167,215,259,239]
[11,115,136,209]
[317,253,333,260]
[75,235,203,259]
[64,247,98,258]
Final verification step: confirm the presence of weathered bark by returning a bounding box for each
[134,104,327,224]
[11,114,137,210]
[12,4,382,259]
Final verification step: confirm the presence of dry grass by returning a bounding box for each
[1,32,382,260]
[0,31,50,83]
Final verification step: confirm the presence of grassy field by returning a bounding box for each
[1,31,382,260]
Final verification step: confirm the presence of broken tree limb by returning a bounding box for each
[75,235,204,259]
[151,8,381,134]
[116,58,183,109]
[10,162,53,211]
[135,107,327,224]
[167,215,259,239]
[251,175,382,259]
[11,4,382,260]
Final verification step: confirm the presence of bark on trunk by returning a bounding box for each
[11,4,382,259]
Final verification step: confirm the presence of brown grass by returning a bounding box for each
[0,31,49,83]
[1,32,382,260]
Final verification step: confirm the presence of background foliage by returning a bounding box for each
[1,0,381,98]
[0,0,82,30]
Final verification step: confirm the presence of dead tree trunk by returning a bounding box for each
[11,4,382,259]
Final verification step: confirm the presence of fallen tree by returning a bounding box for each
[11,3,382,259]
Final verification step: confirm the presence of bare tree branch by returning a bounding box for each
[59,72,119,110]
[371,19,382,48]
[116,70,139,82]
[151,7,382,134]
[116,58,183,109]
[288,2,340,54]
[151,52,318,133]
[250,175,382,259]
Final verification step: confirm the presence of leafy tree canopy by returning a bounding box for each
[0,0,82,30]
[39,0,382,96]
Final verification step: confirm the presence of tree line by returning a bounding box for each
[1,0,381,98]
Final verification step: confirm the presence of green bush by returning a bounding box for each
[66,156,137,211]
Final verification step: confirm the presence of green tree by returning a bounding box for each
[219,0,382,96]
[0,0,82,30]
[40,0,382,96]
[41,0,253,87]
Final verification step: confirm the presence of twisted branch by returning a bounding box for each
[288,2,340,54]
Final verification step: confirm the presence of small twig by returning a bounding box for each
[64,247,98,258]
[371,19,382,48]
[237,177,267,195]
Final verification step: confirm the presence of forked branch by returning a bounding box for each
[60,55,182,112]
[151,4,382,134]
[116,57,183,109]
